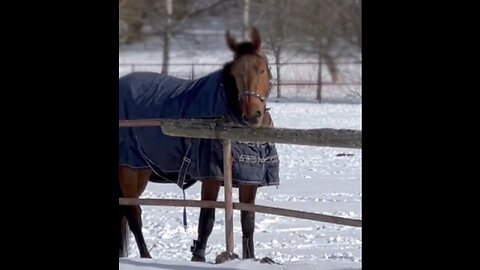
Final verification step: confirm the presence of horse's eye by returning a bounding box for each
[260,69,265,74]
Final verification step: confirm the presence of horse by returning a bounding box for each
[118,27,279,262]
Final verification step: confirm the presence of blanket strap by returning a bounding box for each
[178,141,193,231]
[136,134,193,231]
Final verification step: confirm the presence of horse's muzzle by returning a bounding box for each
[242,110,263,128]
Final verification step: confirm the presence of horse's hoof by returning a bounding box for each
[215,251,239,264]
[191,255,206,262]
[258,257,280,264]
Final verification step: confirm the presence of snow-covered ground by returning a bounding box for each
[119,44,361,270]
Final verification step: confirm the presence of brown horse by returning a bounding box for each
[119,27,275,261]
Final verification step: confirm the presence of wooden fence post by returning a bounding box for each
[223,139,234,254]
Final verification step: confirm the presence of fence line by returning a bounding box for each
[119,117,362,254]
[119,198,362,227]
[118,61,362,67]
[118,62,362,85]
[119,118,362,148]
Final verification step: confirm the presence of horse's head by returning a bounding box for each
[226,27,271,128]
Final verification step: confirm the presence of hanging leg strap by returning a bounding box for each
[178,142,193,231]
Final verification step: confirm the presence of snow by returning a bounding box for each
[119,45,361,270]
[120,257,359,270]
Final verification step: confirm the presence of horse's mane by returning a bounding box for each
[222,62,240,118]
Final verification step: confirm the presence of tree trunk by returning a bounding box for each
[274,1,283,98]
[243,0,250,39]
[275,51,282,98]
[162,0,173,74]
[324,52,338,82]
[317,52,322,103]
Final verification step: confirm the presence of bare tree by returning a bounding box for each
[119,0,128,10]
[261,0,293,98]
[243,0,251,39]
[145,0,227,74]
[119,0,149,44]
[340,0,362,59]
[162,0,173,74]
[289,0,355,102]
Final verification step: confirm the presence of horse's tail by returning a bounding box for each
[119,179,129,257]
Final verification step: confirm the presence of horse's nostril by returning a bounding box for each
[256,110,262,118]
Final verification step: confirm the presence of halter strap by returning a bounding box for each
[239,91,267,103]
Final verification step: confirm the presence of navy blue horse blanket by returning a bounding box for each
[119,70,279,188]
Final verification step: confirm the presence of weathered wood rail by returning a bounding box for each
[119,117,362,254]
[119,198,362,227]
[119,118,362,149]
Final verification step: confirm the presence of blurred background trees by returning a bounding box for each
[119,0,361,102]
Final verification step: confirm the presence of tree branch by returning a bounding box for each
[172,0,228,33]
[119,0,129,10]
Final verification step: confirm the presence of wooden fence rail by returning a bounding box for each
[119,198,362,227]
[119,117,362,254]
[119,118,362,149]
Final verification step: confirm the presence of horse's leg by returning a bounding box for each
[119,214,128,257]
[119,177,128,257]
[191,180,221,262]
[239,184,258,259]
[119,167,152,258]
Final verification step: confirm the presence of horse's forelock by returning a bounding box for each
[235,42,257,57]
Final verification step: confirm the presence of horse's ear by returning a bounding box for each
[226,30,238,53]
[251,27,261,50]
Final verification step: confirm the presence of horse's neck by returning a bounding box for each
[222,64,241,117]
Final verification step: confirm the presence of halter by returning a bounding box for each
[237,53,273,104]
[239,91,267,103]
